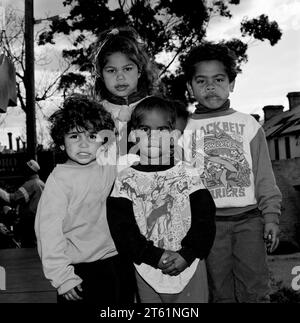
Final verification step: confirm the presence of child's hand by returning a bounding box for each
[158,250,174,269]
[62,284,83,301]
[161,252,188,276]
[264,222,280,253]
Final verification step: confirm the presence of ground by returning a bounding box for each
[268,252,300,302]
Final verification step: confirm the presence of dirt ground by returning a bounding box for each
[267,252,300,291]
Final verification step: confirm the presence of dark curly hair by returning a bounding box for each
[92,26,156,99]
[49,94,115,149]
[130,96,176,130]
[183,41,238,84]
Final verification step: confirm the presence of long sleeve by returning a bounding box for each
[107,196,164,268]
[34,174,82,295]
[178,189,216,264]
[250,127,282,224]
[0,188,10,203]
[0,178,41,205]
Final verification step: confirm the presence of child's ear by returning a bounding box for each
[229,80,235,92]
[186,83,194,97]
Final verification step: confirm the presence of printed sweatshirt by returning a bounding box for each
[185,106,282,223]
[35,161,117,295]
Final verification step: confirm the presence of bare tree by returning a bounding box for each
[2,5,71,114]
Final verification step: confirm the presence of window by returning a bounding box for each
[285,137,291,159]
[274,139,279,160]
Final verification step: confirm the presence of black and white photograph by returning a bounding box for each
[0,0,299,317]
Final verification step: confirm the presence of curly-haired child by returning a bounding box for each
[34,94,136,304]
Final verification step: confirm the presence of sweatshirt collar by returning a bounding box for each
[104,89,148,105]
[194,99,231,114]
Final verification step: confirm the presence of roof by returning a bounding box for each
[263,104,300,138]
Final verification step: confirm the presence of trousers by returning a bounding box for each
[206,215,271,303]
[57,254,136,304]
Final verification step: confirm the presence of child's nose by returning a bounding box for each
[206,81,215,91]
[79,137,89,147]
[116,71,125,80]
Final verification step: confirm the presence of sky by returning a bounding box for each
[0,0,300,148]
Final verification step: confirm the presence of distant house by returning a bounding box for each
[262,92,300,249]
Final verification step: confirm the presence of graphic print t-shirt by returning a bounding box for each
[110,162,203,293]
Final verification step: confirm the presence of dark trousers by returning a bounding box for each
[206,216,270,303]
[57,254,136,304]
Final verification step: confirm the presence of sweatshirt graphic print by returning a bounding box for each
[186,111,259,208]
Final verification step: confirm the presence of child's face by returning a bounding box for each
[134,110,173,164]
[62,127,102,166]
[188,60,235,110]
[102,52,140,99]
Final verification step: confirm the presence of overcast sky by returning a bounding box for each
[1,0,300,148]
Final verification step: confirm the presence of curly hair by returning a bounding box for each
[130,96,176,130]
[183,41,238,84]
[49,94,115,148]
[92,26,156,99]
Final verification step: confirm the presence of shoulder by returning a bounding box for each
[116,166,135,181]
[101,99,124,111]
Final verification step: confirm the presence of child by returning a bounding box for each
[34,94,135,304]
[106,96,216,303]
[182,42,282,303]
[93,26,156,154]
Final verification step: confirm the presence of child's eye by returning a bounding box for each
[124,66,133,72]
[104,68,115,74]
[157,127,171,132]
[195,79,205,85]
[216,78,224,83]
[89,134,97,140]
[69,134,78,139]
[138,126,150,133]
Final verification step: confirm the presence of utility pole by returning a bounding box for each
[25,0,37,160]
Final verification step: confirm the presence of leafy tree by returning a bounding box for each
[38,0,282,102]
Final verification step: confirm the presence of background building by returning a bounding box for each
[263,92,300,251]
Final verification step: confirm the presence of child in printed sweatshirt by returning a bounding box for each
[182,42,282,303]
